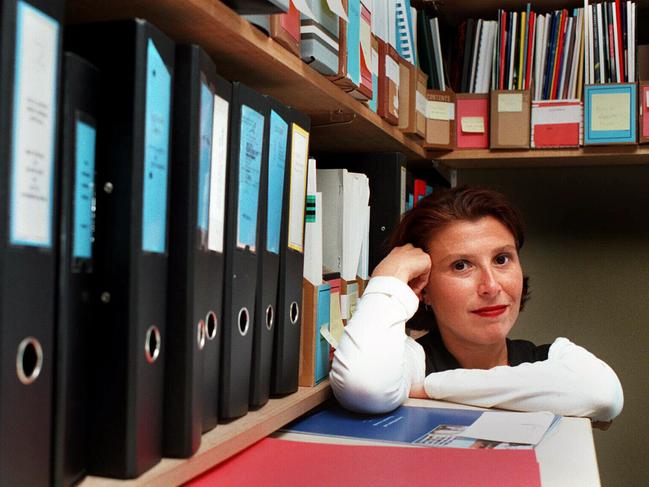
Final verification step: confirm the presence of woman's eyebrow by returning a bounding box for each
[438,244,518,264]
[493,245,518,253]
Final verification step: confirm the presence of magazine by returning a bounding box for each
[282,401,561,450]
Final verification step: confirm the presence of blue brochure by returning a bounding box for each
[283,402,559,449]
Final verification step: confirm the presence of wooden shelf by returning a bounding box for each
[428,145,649,169]
[79,382,331,486]
[65,0,426,160]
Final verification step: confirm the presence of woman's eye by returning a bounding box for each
[453,260,469,271]
[495,254,511,265]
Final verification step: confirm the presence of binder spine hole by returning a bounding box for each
[289,301,300,325]
[265,305,274,331]
[197,320,207,350]
[145,326,161,364]
[16,337,43,385]
[237,308,250,336]
[205,311,218,340]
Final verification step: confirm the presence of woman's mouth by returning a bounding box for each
[471,305,508,318]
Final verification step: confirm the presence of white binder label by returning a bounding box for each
[197,80,214,248]
[10,2,59,248]
[288,124,309,252]
[498,93,523,113]
[208,94,229,254]
[645,90,649,108]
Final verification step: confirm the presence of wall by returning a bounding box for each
[458,165,649,487]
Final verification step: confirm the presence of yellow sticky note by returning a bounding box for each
[427,100,451,120]
[461,116,485,133]
[591,93,630,132]
[498,93,523,112]
[329,293,345,344]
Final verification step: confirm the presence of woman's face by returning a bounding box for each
[423,216,523,348]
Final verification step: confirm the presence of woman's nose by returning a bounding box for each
[478,268,502,296]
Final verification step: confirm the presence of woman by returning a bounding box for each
[330,186,623,424]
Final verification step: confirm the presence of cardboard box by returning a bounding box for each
[423,89,455,149]
[584,83,637,145]
[489,89,531,149]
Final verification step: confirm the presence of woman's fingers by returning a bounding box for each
[372,244,431,287]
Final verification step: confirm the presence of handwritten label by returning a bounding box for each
[498,93,523,113]
[426,100,452,121]
[591,92,630,132]
[461,116,485,133]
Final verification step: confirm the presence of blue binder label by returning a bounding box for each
[266,110,288,254]
[197,78,214,249]
[236,105,264,251]
[142,39,171,254]
[346,0,361,85]
[10,1,60,248]
[73,116,96,260]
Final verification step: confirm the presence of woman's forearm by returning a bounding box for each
[329,277,424,414]
[423,337,624,421]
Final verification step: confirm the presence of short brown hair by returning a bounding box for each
[389,186,530,331]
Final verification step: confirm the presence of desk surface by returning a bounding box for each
[275,398,600,487]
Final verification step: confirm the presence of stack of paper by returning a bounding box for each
[318,168,370,282]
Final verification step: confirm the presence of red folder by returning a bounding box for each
[413,179,427,206]
[456,94,489,149]
[531,100,582,148]
[187,437,541,487]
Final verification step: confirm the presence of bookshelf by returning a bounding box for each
[65,0,427,161]
[65,0,649,170]
[60,0,644,482]
[80,382,331,486]
[429,145,649,169]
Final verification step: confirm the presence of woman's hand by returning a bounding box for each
[372,244,432,300]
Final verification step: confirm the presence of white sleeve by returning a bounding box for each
[329,276,426,414]
[423,337,624,421]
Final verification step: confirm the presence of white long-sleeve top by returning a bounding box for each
[330,276,624,422]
